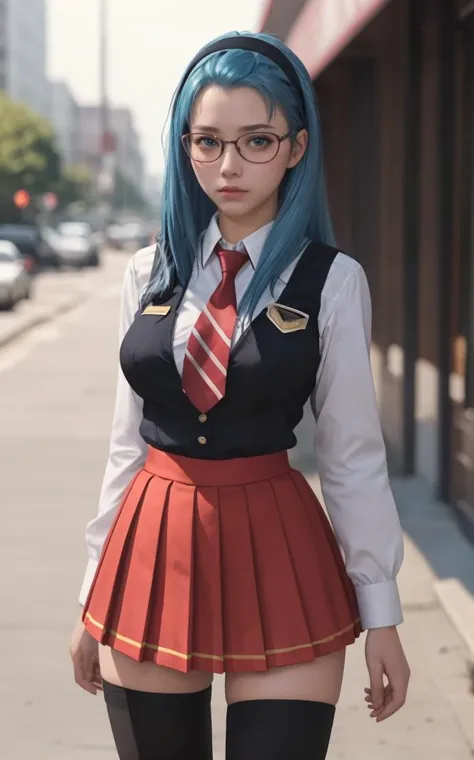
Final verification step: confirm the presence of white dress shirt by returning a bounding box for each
[79,214,404,631]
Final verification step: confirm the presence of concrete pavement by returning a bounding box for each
[295,415,474,759]
[0,249,125,349]
[0,253,473,758]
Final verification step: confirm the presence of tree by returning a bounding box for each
[55,163,95,211]
[0,93,62,223]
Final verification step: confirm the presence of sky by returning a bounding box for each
[46,0,266,178]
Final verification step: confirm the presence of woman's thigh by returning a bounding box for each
[99,646,214,694]
[225,649,346,705]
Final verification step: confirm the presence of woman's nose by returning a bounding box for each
[220,143,243,176]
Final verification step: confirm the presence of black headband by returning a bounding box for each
[177,35,306,110]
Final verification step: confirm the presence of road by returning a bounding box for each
[0,251,473,759]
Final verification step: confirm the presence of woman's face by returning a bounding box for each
[187,85,307,225]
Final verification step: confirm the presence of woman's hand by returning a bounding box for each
[69,613,103,695]
[364,626,410,722]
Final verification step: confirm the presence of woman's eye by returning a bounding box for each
[247,134,275,149]
[195,136,219,148]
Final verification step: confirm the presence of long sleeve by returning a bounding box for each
[310,260,404,630]
[78,257,147,605]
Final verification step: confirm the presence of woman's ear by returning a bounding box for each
[287,129,308,169]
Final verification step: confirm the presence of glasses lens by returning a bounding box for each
[237,133,280,163]
[184,134,222,162]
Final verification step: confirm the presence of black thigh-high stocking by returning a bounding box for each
[102,679,213,760]
[225,699,335,760]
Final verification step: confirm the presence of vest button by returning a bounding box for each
[198,436,207,445]
[198,413,208,423]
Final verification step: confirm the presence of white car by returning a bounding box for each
[57,222,102,267]
[43,227,92,269]
[0,240,32,309]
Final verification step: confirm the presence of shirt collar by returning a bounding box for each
[200,213,274,270]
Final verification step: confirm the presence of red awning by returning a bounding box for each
[285,0,390,77]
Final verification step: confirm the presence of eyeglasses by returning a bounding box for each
[181,131,292,164]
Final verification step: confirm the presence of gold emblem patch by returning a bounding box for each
[266,303,309,333]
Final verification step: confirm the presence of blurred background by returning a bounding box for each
[1,1,474,758]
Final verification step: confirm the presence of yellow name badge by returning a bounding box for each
[142,305,171,316]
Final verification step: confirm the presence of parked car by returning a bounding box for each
[0,240,32,309]
[0,224,60,271]
[56,221,101,267]
[106,220,154,250]
[41,226,91,270]
[106,223,127,250]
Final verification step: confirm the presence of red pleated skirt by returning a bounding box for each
[82,447,362,673]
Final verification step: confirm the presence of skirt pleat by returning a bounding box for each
[289,470,361,626]
[112,476,171,659]
[84,470,153,644]
[82,448,362,673]
[274,471,360,655]
[192,487,224,671]
[145,480,195,669]
[219,484,267,671]
[244,478,314,666]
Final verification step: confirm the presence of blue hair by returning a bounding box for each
[143,31,335,317]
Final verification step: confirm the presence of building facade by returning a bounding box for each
[259,0,474,539]
[50,82,80,167]
[110,108,145,192]
[77,105,145,194]
[0,0,50,120]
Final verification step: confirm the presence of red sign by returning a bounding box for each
[42,192,58,210]
[102,129,117,154]
[13,189,31,209]
[286,0,390,76]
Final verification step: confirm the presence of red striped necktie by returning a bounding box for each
[182,247,249,412]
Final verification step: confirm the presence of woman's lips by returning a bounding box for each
[218,187,247,197]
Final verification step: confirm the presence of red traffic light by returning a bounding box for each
[13,189,31,209]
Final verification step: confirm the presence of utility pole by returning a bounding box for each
[98,0,115,224]
[100,0,108,159]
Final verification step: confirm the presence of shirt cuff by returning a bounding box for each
[78,558,99,606]
[355,580,404,630]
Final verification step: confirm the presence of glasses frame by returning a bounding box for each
[181,131,292,164]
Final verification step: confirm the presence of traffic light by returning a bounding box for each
[13,189,31,209]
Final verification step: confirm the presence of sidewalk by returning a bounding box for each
[0,251,123,349]
[393,475,474,660]
[269,413,474,760]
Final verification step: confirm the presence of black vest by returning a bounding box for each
[120,241,338,460]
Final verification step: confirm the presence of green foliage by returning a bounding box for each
[0,93,61,221]
[55,163,95,210]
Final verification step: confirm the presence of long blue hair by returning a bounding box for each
[142,30,335,317]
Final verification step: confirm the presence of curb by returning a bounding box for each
[433,578,474,661]
[0,294,84,350]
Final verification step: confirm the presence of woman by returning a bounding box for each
[70,31,410,760]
